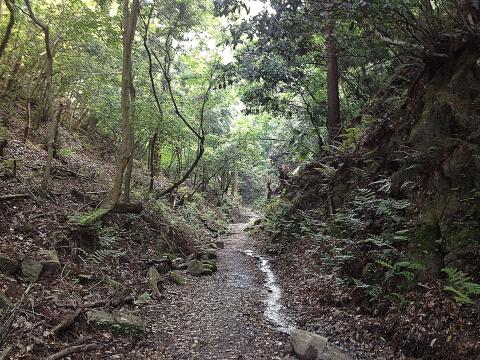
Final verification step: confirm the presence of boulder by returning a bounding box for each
[114,313,145,336]
[86,310,116,329]
[289,329,328,360]
[214,241,225,249]
[0,290,13,310]
[168,270,186,285]
[86,310,144,336]
[21,258,43,283]
[38,249,61,276]
[202,260,217,272]
[147,266,163,299]
[187,260,212,276]
[201,249,217,260]
[87,310,145,336]
[0,254,18,275]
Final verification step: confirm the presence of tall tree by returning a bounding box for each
[0,0,15,59]
[103,0,140,209]
[24,0,57,192]
[325,0,341,140]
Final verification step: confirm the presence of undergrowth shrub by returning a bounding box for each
[84,227,126,267]
[69,208,109,227]
[442,267,480,305]
[262,177,425,304]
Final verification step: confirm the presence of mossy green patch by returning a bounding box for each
[169,270,186,285]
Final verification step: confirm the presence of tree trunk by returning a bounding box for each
[230,170,237,197]
[102,0,140,209]
[122,74,136,203]
[0,0,15,59]
[23,99,31,143]
[122,151,133,202]
[158,140,205,197]
[148,131,158,192]
[325,0,341,141]
[24,0,56,192]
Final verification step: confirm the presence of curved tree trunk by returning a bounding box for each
[0,0,15,59]
[158,140,205,197]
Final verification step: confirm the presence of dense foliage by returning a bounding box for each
[1,0,480,357]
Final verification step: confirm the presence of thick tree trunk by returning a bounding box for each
[122,152,133,202]
[0,0,15,59]
[103,0,140,209]
[325,0,341,141]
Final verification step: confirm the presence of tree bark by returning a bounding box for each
[122,75,136,203]
[23,99,31,143]
[0,0,15,59]
[230,170,237,197]
[102,0,140,209]
[148,131,158,192]
[24,0,57,192]
[325,0,341,141]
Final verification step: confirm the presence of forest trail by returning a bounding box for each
[147,218,292,359]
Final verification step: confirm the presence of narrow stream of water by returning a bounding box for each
[244,249,295,334]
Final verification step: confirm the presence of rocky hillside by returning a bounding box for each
[255,38,480,359]
[0,112,237,359]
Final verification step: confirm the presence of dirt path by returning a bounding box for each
[146,221,292,359]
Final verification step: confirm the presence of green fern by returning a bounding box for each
[69,208,109,226]
[87,249,126,265]
[86,227,124,266]
[442,267,480,305]
[98,227,118,248]
[377,260,424,282]
[353,278,383,300]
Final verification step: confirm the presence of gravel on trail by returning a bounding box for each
[145,222,292,359]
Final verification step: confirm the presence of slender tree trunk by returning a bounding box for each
[230,170,237,197]
[222,176,231,199]
[148,131,158,192]
[158,140,205,197]
[325,0,341,141]
[0,0,15,59]
[122,74,136,203]
[103,0,140,209]
[24,0,56,192]
[52,103,65,159]
[23,100,31,143]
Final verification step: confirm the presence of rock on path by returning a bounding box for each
[146,222,290,359]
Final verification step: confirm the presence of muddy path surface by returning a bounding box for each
[146,221,292,359]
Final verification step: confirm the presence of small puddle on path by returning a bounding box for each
[244,249,295,334]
